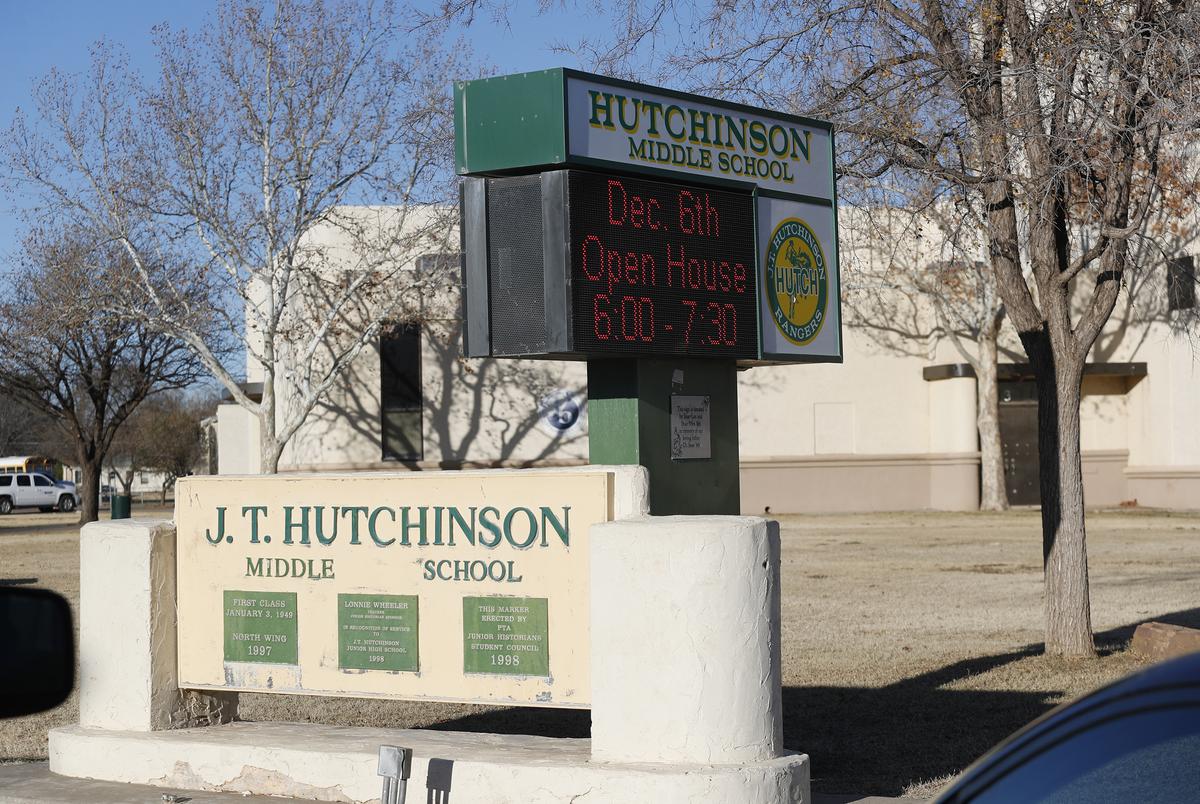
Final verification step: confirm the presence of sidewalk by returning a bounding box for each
[0,763,286,804]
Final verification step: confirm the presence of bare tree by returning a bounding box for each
[422,321,589,465]
[0,229,203,522]
[0,394,65,459]
[102,419,148,497]
[275,249,589,470]
[522,0,1200,657]
[845,196,1013,511]
[4,0,463,473]
[411,255,589,466]
[107,391,213,503]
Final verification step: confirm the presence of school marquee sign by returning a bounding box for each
[566,76,833,199]
[176,471,614,708]
[455,68,843,363]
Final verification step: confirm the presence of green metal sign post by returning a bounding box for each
[455,68,840,515]
[589,358,741,515]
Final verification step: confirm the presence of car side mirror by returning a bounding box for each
[0,587,74,718]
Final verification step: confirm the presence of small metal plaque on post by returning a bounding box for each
[670,395,712,460]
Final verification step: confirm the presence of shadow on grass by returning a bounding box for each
[0,519,84,538]
[422,607,1200,796]
[783,650,1051,795]
[785,605,1200,795]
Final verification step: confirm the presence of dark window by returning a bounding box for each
[33,475,51,487]
[380,323,422,461]
[17,476,30,487]
[0,476,11,487]
[1168,256,1195,311]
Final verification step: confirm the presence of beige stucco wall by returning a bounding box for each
[733,315,982,512]
[740,453,980,514]
[224,305,1200,511]
[1080,376,1131,454]
[277,323,589,471]
[213,202,1200,511]
[738,337,940,459]
[1125,327,1200,467]
[251,207,589,473]
[1082,298,1200,508]
[1082,451,1130,507]
[216,404,261,476]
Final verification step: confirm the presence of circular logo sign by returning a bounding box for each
[765,217,828,345]
[546,398,581,431]
[538,390,585,436]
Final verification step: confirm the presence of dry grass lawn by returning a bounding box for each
[2,506,1198,797]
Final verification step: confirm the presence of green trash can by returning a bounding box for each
[110,494,132,520]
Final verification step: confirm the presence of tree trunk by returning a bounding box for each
[1026,331,1095,657]
[78,458,103,525]
[976,331,1008,511]
[258,374,283,474]
[260,426,284,474]
[258,420,286,474]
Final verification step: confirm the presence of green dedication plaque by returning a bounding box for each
[338,594,419,672]
[462,596,549,676]
[223,590,298,664]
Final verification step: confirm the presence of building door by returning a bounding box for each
[998,381,1040,505]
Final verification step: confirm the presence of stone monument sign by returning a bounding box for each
[175,470,612,708]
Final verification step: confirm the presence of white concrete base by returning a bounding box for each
[591,516,783,764]
[63,492,805,803]
[50,722,809,804]
[79,519,236,731]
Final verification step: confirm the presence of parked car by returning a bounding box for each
[0,586,74,718]
[934,650,1200,803]
[0,472,79,513]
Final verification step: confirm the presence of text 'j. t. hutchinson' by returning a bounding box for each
[203,503,572,586]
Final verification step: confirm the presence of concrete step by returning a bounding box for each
[48,721,808,803]
[0,763,921,801]
[1,762,921,804]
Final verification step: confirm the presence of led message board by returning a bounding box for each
[460,170,758,361]
[567,171,758,360]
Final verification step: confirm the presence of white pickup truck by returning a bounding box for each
[0,473,79,514]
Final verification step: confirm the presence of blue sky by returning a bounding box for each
[0,0,600,261]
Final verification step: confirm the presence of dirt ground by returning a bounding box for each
[2,506,1198,796]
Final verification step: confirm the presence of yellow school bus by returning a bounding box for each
[0,456,63,479]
